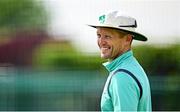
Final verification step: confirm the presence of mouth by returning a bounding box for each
[100,46,111,52]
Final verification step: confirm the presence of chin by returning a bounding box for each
[100,53,110,59]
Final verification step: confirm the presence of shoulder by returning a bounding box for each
[109,70,140,100]
[110,70,137,86]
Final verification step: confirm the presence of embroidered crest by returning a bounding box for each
[99,14,106,24]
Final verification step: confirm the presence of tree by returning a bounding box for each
[0,0,49,66]
[0,0,48,35]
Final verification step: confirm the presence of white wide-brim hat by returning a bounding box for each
[88,11,147,41]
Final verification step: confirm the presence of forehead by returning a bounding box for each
[96,27,126,35]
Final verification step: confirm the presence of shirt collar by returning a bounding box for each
[102,50,133,72]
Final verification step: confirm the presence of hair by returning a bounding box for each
[113,29,133,45]
[110,28,128,37]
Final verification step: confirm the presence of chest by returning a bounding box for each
[101,74,113,110]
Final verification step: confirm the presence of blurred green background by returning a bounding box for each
[0,0,180,111]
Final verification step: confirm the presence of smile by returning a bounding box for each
[101,46,111,50]
[100,47,111,52]
[101,47,109,50]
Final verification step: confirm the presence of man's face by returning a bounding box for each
[97,28,128,60]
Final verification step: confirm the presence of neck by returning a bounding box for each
[108,48,131,62]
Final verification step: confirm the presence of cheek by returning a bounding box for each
[111,42,123,55]
[97,39,100,47]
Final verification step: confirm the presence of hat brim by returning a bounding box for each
[88,24,147,41]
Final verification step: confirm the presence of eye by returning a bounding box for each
[97,34,101,38]
[104,35,111,39]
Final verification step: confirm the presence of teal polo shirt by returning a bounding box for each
[101,50,152,111]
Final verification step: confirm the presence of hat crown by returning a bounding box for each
[99,11,137,28]
[88,10,147,41]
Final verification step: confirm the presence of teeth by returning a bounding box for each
[102,47,108,49]
[101,48,109,50]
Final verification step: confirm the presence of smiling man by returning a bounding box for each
[97,28,131,61]
[88,11,152,111]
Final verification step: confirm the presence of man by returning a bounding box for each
[88,11,152,111]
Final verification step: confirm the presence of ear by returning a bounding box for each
[126,34,133,43]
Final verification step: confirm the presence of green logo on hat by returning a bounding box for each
[99,15,105,24]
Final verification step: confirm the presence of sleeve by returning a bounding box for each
[109,72,140,111]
